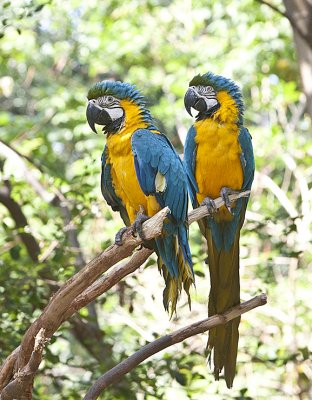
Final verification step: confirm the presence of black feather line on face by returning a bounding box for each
[102,115,125,135]
[195,102,221,121]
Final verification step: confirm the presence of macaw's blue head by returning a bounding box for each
[184,72,244,125]
[86,80,153,135]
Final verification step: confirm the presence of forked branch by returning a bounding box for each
[0,190,251,398]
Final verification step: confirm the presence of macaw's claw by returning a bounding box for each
[220,186,241,214]
[200,197,217,217]
[131,211,150,240]
[115,227,128,246]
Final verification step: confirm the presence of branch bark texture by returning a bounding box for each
[0,191,251,398]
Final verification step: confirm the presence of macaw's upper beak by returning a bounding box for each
[184,88,208,117]
[86,101,112,134]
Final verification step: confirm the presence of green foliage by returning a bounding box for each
[0,0,311,399]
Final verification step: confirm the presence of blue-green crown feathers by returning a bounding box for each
[189,72,244,124]
[88,80,155,127]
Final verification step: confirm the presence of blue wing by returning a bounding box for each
[131,129,189,225]
[183,125,199,208]
[101,146,130,226]
[238,126,255,191]
[132,129,193,281]
[215,125,254,250]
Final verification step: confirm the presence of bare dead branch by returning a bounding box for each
[84,294,267,400]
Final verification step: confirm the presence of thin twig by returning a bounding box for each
[84,294,267,400]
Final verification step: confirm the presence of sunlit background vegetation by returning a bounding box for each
[0,0,311,399]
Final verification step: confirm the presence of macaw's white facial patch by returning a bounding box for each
[105,107,124,121]
[155,171,167,192]
[204,98,219,109]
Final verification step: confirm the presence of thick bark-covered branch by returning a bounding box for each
[13,207,169,374]
[0,348,20,393]
[0,142,118,375]
[84,294,267,400]
[62,248,154,321]
[0,329,48,400]
[0,191,250,398]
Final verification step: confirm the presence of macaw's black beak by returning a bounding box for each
[86,101,112,134]
[184,88,208,117]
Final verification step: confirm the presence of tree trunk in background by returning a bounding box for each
[283,0,312,120]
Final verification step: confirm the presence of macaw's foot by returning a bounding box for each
[114,208,151,247]
[220,186,241,214]
[115,227,128,246]
[131,211,150,240]
[200,197,217,217]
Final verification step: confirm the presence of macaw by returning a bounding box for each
[86,80,194,314]
[183,72,254,387]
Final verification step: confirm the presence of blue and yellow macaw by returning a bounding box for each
[86,80,194,313]
[183,72,254,387]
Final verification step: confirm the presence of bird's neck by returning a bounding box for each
[200,91,240,125]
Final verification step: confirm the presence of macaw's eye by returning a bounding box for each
[107,96,114,102]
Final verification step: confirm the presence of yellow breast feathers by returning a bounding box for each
[194,91,244,202]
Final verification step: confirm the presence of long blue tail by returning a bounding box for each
[155,224,194,315]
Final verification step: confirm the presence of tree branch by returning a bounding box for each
[188,190,250,224]
[0,191,250,397]
[14,207,169,373]
[62,247,154,321]
[0,329,49,400]
[0,348,20,392]
[84,294,267,400]
[0,141,117,373]
[255,0,312,48]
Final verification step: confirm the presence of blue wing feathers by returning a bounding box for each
[132,129,193,277]
[132,129,189,224]
[183,125,199,207]
[239,127,255,191]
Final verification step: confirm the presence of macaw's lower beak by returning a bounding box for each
[184,88,208,116]
[86,101,112,134]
